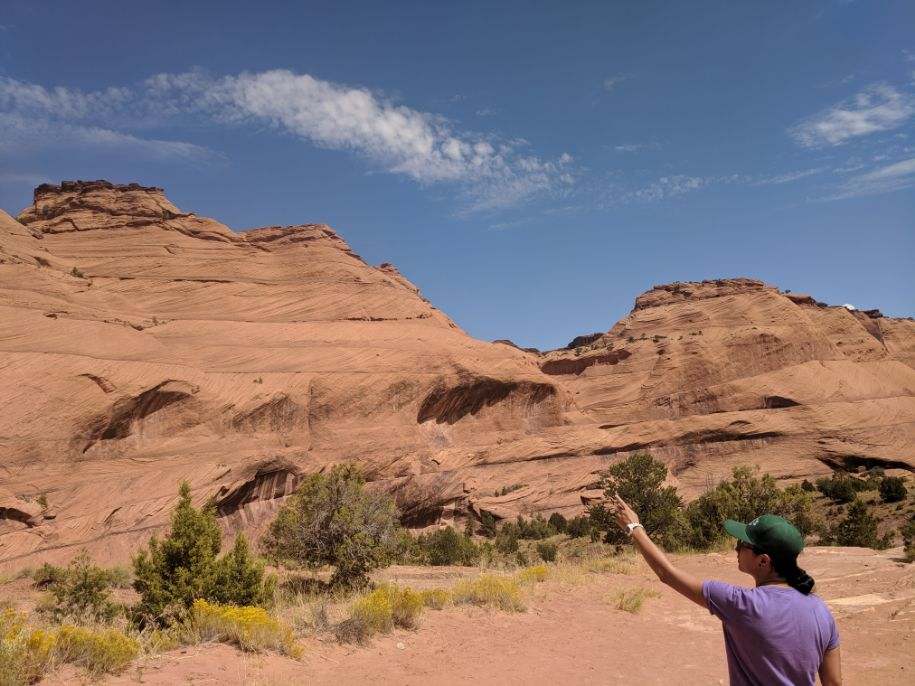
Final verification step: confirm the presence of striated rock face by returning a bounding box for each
[1,181,913,569]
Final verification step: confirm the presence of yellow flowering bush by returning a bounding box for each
[515,564,550,585]
[55,624,139,676]
[188,599,301,658]
[0,608,57,685]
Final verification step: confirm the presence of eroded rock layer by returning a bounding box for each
[1,182,912,568]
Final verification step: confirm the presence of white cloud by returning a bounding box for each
[822,157,915,199]
[603,74,629,92]
[751,167,826,185]
[790,84,915,147]
[0,70,573,211]
[147,69,574,208]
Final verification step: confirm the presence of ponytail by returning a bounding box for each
[771,555,815,595]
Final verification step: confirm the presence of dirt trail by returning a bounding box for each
[44,547,915,685]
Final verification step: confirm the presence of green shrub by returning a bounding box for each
[800,479,816,492]
[685,467,815,549]
[263,465,402,588]
[824,499,881,548]
[515,514,555,539]
[414,527,480,566]
[590,452,688,550]
[548,512,568,533]
[479,511,498,538]
[536,541,558,562]
[816,473,867,503]
[879,476,907,503]
[566,515,591,538]
[132,482,273,627]
[43,551,120,623]
[31,562,65,589]
[494,526,519,554]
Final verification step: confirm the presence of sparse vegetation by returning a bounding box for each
[901,515,915,562]
[263,464,403,588]
[0,607,138,684]
[823,499,891,549]
[70,266,85,278]
[612,587,659,614]
[548,512,568,533]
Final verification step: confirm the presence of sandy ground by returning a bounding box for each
[37,546,915,685]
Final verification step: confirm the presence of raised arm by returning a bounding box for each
[609,494,707,608]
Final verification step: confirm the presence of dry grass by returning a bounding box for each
[584,554,636,575]
[611,587,660,614]
[451,574,525,612]
[336,585,425,643]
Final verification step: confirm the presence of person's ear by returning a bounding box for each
[759,553,772,570]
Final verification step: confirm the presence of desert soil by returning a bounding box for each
[37,546,915,685]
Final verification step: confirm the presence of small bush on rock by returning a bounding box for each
[879,476,907,503]
[824,499,885,548]
[901,516,915,562]
[816,473,867,503]
[566,515,591,539]
[548,512,568,533]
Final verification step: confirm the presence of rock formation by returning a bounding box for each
[1,181,912,568]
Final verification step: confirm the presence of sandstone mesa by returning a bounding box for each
[1,180,913,568]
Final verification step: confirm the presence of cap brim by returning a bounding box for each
[724,519,753,544]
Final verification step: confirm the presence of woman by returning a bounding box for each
[608,494,842,686]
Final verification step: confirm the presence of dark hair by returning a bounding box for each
[770,554,815,595]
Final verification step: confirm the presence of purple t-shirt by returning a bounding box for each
[702,581,839,686]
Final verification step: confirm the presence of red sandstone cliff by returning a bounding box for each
[0,181,912,568]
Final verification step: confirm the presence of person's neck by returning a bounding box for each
[754,575,788,588]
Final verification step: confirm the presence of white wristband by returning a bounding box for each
[626,522,644,537]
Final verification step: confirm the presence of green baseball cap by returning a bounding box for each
[724,514,804,558]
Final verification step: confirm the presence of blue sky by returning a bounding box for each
[1,0,913,350]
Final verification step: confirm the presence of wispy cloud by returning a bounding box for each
[0,70,574,212]
[613,140,660,153]
[790,84,915,147]
[751,167,827,185]
[148,69,575,209]
[0,113,217,161]
[602,74,629,92]
[823,157,915,199]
